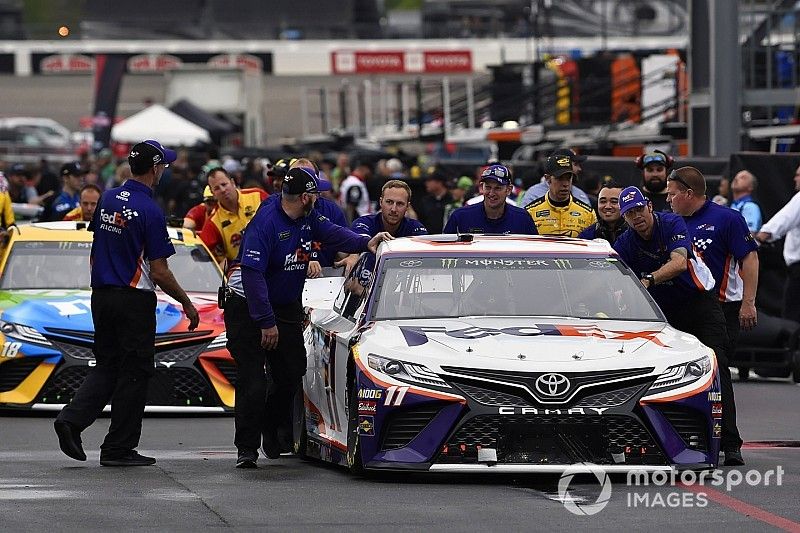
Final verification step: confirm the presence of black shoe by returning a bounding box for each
[723,449,745,466]
[100,451,156,467]
[236,449,258,469]
[260,431,281,459]
[54,420,86,461]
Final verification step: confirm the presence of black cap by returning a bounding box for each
[128,139,177,174]
[9,163,28,176]
[61,161,86,177]
[267,158,290,178]
[550,147,587,162]
[282,167,319,195]
[544,154,575,177]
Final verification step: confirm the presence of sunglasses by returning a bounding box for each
[481,166,509,180]
[667,170,693,192]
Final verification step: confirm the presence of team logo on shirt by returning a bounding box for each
[284,239,313,271]
[98,207,137,234]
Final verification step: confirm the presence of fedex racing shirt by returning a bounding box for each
[443,202,538,235]
[613,212,715,312]
[684,200,758,302]
[238,201,370,328]
[89,179,175,290]
[352,212,428,238]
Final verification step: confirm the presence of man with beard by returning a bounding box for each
[223,167,393,468]
[444,164,537,235]
[578,181,627,245]
[636,150,674,212]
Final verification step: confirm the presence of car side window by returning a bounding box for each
[333,253,372,321]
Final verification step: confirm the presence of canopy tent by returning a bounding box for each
[169,99,236,146]
[111,104,211,146]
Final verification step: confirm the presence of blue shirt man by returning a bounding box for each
[52,161,85,220]
[444,164,538,235]
[730,170,762,232]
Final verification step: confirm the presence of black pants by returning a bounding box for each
[783,262,800,323]
[56,287,156,458]
[224,294,306,452]
[663,292,741,451]
[718,301,744,450]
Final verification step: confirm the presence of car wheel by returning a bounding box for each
[737,367,750,381]
[292,388,308,458]
[346,372,365,476]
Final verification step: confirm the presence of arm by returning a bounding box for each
[644,248,688,288]
[757,192,800,242]
[198,219,225,264]
[241,265,278,349]
[738,250,759,330]
[148,257,200,330]
[2,192,15,228]
[314,214,371,253]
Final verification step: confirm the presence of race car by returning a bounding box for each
[297,234,722,473]
[0,221,234,413]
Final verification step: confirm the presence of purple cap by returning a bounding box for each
[128,139,177,172]
[480,164,512,185]
[315,170,333,192]
[619,186,649,215]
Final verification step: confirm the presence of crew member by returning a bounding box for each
[444,164,537,235]
[637,150,674,212]
[183,186,217,231]
[63,184,102,222]
[525,154,596,237]
[199,167,268,265]
[578,181,627,244]
[53,162,86,220]
[225,167,393,468]
[667,166,758,466]
[54,140,200,467]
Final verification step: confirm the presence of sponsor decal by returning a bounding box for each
[588,260,612,269]
[498,407,609,415]
[332,50,471,74]
[278,231,290,241]
[570,211,582,217]
[383,386,409,406]
[40,53,95,73]
[399,259,422,268]
[398,324,669,347]
[553,258,572,269]
[0,341,22,359]
[441,258,459,268]
[713,421,722,438]
[622,191,637,202]
[358,415,375,436]
[358,401,377,414]
[115,190,130,202]
[535,373,570,397]
[708,391,722,401]
[711,402,722,417]
[208,53,263,71]
[358,388,383,399]
[535,210,550,217]
[127,53,182,72]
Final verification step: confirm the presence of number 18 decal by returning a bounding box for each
[1,341,22,359]
[383,386,408,406]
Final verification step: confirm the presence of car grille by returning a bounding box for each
[0,358,42,392]
[380,403,444,450]
[49,341,93,360]
[38,366,215,406]
[437,415,667,465]
[454,383,529,407]
[49,339,208,364]
[656,405,709,452]
[574,384,646,408]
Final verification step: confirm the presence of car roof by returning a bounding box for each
[10,222,204,247]
[378,234,615,256]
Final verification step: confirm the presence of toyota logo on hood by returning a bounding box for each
[535,373,570,397]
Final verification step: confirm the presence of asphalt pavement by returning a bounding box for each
[2,375,799,532]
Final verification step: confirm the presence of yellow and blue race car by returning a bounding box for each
[0,221,235,413]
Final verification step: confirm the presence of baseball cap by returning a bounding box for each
[551,147,587,162]
[544,154,575,177]
[480,164,512,185]
[128,139,177,173]
[202,185,216,202]
[61,161,86,177]
[424,168,448,182]
[618,186,649,215]
[641,152,667,167]
[314,173,333,192]
[456,176,473,191]
[9,163,28,176]
[282,167,319,195]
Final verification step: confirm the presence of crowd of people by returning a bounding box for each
[21,140,797,471]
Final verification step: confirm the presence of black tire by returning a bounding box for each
[346,372,365,476]
[792,352,800,384]
[737,367,750,381]
[292,388,308,458]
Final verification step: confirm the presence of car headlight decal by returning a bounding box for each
[647,355,712,393]
[367,354,450,388]
[0,320,52,346]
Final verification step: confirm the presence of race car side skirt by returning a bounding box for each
[27,403,227,414]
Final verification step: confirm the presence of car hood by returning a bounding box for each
[361,317,707,369]
[0,289,222,338]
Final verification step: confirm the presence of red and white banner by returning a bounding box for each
[40,54,95,74]
[127,54,183,72]
[208,53,263,72]
[332,50,472,74]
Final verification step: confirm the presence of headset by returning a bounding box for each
[634,149,675,170]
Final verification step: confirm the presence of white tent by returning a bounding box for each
[111,104,211,146]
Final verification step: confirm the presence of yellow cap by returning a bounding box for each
[203,185,214,200]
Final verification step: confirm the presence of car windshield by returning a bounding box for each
[0,241,221,292]
[371,256,663,321]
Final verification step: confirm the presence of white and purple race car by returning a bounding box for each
[297,234,722,474]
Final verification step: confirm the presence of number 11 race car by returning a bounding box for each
[297,235,722,474]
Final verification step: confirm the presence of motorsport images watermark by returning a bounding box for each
[557,465,785,516]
